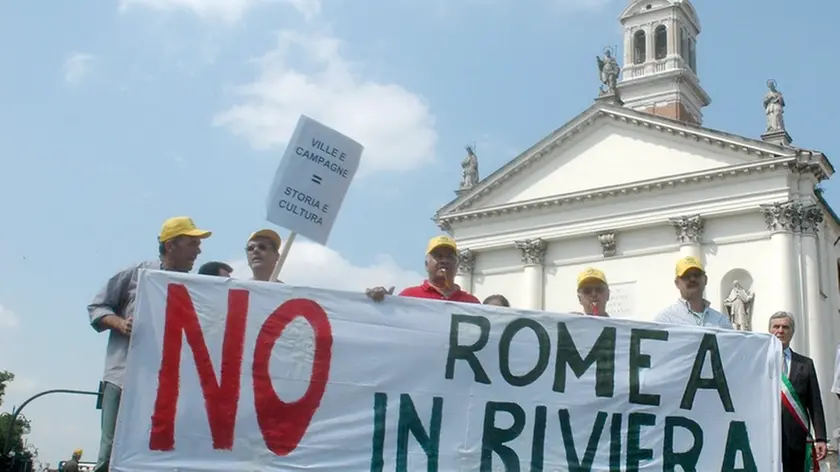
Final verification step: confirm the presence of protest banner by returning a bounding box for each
[112,270,782,471]
[264,115,364,247]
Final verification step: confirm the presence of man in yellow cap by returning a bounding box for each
[87,216,211,472]
[575,267,610,317]
[366,235,480,303]
[653,256,732,328]
[63,449,82,472]
[246,229,284,282]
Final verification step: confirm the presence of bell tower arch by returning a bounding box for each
[617,0,711,125]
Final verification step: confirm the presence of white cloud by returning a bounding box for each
[63,53,95,85]
[212,30,438,175]
[119,0,321,22]
[0,305,20,330]
[229,240,423,291]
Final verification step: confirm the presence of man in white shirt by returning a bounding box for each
[653,256,732,328]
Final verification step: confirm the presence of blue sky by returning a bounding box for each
[1,0,839,465]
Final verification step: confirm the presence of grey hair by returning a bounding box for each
[768,311,795,333]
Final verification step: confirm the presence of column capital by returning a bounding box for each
[668,214,704,244]
[598,231,617,257]
[457,248,475,274]
[799,205,824,236]
[515,238,548,266]
[435,219,453,236]
[760,201,800,233]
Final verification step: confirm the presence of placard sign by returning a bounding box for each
[112,270,782,471]
[265,115,363,245]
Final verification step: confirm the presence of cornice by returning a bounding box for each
[437,105,813,217]
[619,68,711,107]
[436,156,815,228]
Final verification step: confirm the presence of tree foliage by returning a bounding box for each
[0,371,37,472]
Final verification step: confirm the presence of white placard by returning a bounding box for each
[112,270,782,471]
[265,115,363,245]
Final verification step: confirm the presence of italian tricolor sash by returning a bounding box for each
[782,372,819,471]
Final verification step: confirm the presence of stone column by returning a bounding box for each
[455,249,475,294]
[801,206,825,378]
[760,202,802,350]
[800,206,838,436]
[668,215,704,262]
[515,239,548,311]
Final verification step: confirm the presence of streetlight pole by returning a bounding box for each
[2,388,100,458]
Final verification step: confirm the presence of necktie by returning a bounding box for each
[782,351,788,376]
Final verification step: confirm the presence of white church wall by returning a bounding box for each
[820,221,840,435]
[472,247,523,307]
[450,171,790,247]
[478,121,757,207]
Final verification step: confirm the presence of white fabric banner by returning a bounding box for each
[112,270,782,471]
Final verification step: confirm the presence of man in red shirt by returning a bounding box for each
[366,235,480,303]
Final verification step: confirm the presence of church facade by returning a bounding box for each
[435,0,840,438]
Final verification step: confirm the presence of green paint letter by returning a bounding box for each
[396,394,443,472]
[480,402,525,472]
[629,329,668,406]
[558,409,608,471]
[554,323,617,397]
[680,333,735,413]
[626,412,656,472]
[720,421,757,472]
[445,314,491,384]
[663,416,703,471]
[499,318,551,387]
[370,392,387,472]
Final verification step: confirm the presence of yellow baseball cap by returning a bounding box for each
[248,229,282,249]
[577,267,607,288]
[73,449,83,456]
[675,256,704,277]
[158,217,211,243]
[426,235,457,254]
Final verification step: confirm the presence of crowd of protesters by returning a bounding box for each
[85,216,832,472]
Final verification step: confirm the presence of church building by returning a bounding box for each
[435,0,840,439]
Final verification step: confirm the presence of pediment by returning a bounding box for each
[439,106,788,216]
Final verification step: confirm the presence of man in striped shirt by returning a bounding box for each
[653,256,732,328]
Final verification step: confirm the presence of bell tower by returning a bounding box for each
[616,0,711,126]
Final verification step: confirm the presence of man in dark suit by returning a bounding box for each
[770,311,828,471]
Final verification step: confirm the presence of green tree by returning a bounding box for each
[1,371,37,472]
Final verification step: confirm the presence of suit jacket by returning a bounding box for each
[782,350,828,452]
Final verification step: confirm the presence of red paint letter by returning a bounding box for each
[252,298,333,455]
[149,284,249,451]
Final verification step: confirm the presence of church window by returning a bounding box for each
[654,25,667,60]
[837,259,840,292]
[633,30,646,64]
[689,38,697,72]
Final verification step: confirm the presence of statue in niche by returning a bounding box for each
[763,79,786,132]
[596,47,620,95]
[724,280,755,331]
[460,145,479,190]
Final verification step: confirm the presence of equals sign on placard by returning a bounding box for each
[311,174,323,185]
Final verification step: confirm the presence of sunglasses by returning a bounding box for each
[246,243,271,252]
[579,285,605,296]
